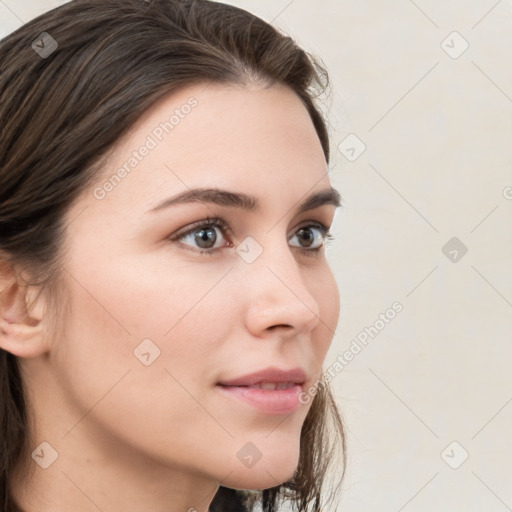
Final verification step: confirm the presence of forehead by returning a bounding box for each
[79,82,330,218]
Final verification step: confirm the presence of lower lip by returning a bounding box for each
[217,384,303,415]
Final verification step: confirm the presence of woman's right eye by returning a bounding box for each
[168,217,233,256]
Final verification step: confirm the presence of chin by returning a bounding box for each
[223,447,301,491]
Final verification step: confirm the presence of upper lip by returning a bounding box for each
[217,367,307,387]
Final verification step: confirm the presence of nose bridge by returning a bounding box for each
[240,239,320,335]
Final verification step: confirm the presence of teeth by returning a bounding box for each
[247,382,295,390]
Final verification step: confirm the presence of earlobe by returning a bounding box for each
[0,321,46,358]
[0,263,48,359]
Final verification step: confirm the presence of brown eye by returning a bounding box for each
[193,227,218,249]
[168,217,233,256]
[297,228,315,248]
[289,224,332,252]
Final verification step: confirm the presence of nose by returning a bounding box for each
[242,243,322,338]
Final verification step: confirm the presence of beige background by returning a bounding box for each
[2,1,511,510]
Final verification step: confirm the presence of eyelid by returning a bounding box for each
[168,217,232,241]
[292,220,331,234]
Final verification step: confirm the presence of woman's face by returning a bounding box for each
[38,82,340,492]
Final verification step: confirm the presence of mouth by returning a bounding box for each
[216,384,304,415]
[216,367,307,415]
[229,381,300,390]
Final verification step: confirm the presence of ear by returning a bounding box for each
[0,260,49,358]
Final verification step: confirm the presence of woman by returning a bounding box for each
[0,0,346,510]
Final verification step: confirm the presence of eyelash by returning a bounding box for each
[168,216,335,257]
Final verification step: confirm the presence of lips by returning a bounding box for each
[217,367,307,388]
[216,367,307,415]
[245,382,297,390]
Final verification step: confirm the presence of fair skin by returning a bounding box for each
[1,81,340,512]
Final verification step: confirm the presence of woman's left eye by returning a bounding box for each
[168,217,334,256]
[288,224,333,252]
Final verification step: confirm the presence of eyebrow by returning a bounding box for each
[146,186,342,215]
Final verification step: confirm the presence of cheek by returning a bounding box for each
[52,257,239,459]
[54,254,235,405]
[312,265,340,355]
[62,251,229,338]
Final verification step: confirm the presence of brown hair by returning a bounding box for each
[0,0,346,510]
